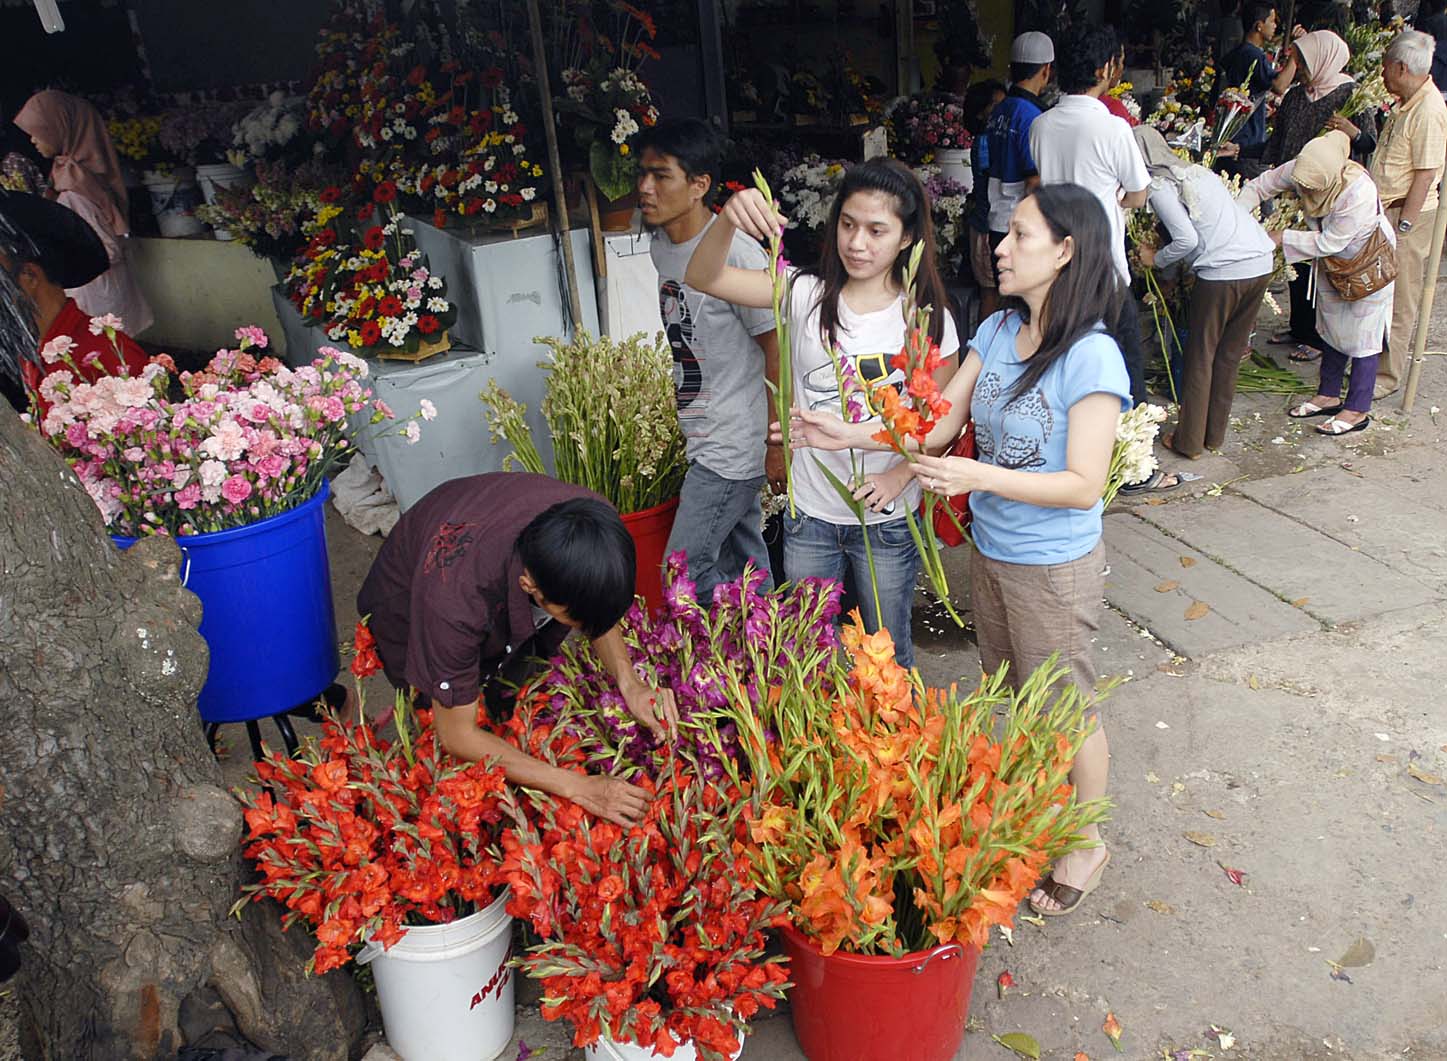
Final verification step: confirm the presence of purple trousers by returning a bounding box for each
[1318,343,1378,413]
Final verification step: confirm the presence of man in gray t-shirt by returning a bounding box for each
[637,120,778,602]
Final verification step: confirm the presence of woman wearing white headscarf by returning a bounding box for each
[1238,130,1394,435]
[1134,126,1274,458]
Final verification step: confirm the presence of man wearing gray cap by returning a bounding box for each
[982,31,1055,278]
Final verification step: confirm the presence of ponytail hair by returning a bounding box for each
[806,159,950,349]
[1001,183,1125,400]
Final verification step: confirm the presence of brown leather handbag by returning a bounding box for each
[1321,204,1397,301]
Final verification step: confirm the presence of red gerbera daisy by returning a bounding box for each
[363,226,386,250]
[373,181,398,204]
[433,209,447,229]
[356,204,375,222]
[418,315,440,335]
[319,186,342,204]
[378,295,404,318]
[359,320,383,347]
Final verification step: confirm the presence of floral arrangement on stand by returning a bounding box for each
[914,166,971,274]
[287,183,458,357]
[227,91,308,166]
[777,155,848,236]
[107,114,166,172]
[552,0,661,202]
[158,101,255,168]
[36,322,419,537]
[196,157,341,262]
[1106,80,1142,123]
[887,94,972,164]
[1340,18,1404,119]
[234,646,509,974]
[481,330,686,515]
[498,731,790,1058]
[1146,65,1212,148]
[519,557,842,778]
[725,615,1107,956]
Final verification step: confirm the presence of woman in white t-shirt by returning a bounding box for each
[684,159,959,667]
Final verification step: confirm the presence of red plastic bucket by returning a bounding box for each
[621,496,679,614]
[780,923,979,1061]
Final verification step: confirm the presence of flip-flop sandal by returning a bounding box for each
[1288,345,1322,363]
[1316,415,1370,436]
[1029,850,1112,918]
[1119,469,1184,495]
[1266,330,1298,346]
[1288,400,1344,418]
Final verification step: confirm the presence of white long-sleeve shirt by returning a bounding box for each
[1148,168,1274,281]
[58,189,154,338]
[1238,164,1393,357]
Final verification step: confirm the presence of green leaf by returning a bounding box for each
[589,140,639,202]
[992,1032,1041,1059]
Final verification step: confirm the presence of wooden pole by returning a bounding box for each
[1400,176,1447,413]
[525,0,585,329]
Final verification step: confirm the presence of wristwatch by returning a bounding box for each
[1399,218,1414,234]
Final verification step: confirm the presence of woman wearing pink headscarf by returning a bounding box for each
[1256,29,1377,362]
[13,90,153,336]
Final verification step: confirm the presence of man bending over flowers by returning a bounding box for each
[357,472,677,827]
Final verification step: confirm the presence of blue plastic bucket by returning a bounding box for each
[112,483,339,723]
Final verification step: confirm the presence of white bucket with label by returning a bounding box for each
[932,148,973,192]
[195,162,252,240]
[356,889,515,1061]
[584,1023,743,1061]
[142,168,206,238]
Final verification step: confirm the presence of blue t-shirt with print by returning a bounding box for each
[967,311,1132,566]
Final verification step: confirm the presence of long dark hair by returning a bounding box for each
[806,159,949,349]
[1000,183,1125,399]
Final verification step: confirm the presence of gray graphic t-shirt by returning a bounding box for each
[649,217,775,480]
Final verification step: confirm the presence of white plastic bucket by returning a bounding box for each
[195,162,252,241]
[356,890,516,1061]
[142,168,206,238]
[584,1024,743,1061]
[932,148,973,193]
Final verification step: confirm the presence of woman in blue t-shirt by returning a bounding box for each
[792,183,1130,918]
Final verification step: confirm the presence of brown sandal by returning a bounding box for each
[1029,851,1111,917]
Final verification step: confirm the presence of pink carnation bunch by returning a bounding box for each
[38,323,427,537]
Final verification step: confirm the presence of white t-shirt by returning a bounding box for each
[1029,95,1150,285]
[787,273,961,526]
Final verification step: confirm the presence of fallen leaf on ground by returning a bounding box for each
[1440,744,1447,753]
[1407,763,1444,786]
[1103,1012,1124,1053]
[1292,597,1310,607]
[1247,674,1260,689]
[1146,497,1167,505]
[1208,1025,1237,1051]
[1146,771,1161,784]
[1171,781,1186,796]
[1375,754,1398,763]
[1179,556,1197,568]
[998,925,1014,946]
[992,1032,1040,1058]
[997,970,1016,998]
[1074,1054,1090,1061]
[1219,862,1246,886]
[1184,831,1217,847]
[1146,899,1176,914]
[1155,579,1180,592]
[1204,809,1227,819]
[1332,937,1375,968]
[1018,914,1044,926]
[1184,601,1210,621]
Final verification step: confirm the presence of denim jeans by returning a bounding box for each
[783,510,921,668]
[664,462,772,606]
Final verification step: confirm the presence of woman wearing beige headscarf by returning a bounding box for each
[1238,130,1394,435]
[1133,126,1274,458]
[13,90,152,335]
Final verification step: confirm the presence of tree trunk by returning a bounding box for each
[0,406,365,1060]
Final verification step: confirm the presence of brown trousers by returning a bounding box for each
[1173,274,1272,457]
[969,543,1105,702]
[1379,205,1436,393]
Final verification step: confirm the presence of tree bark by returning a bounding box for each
[0,406,365,1060]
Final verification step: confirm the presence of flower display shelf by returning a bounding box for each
[375,330,453,363]
[481,201,549,239]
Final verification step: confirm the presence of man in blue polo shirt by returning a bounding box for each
[1215,4,1300,175]
[984,32,1054,277]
